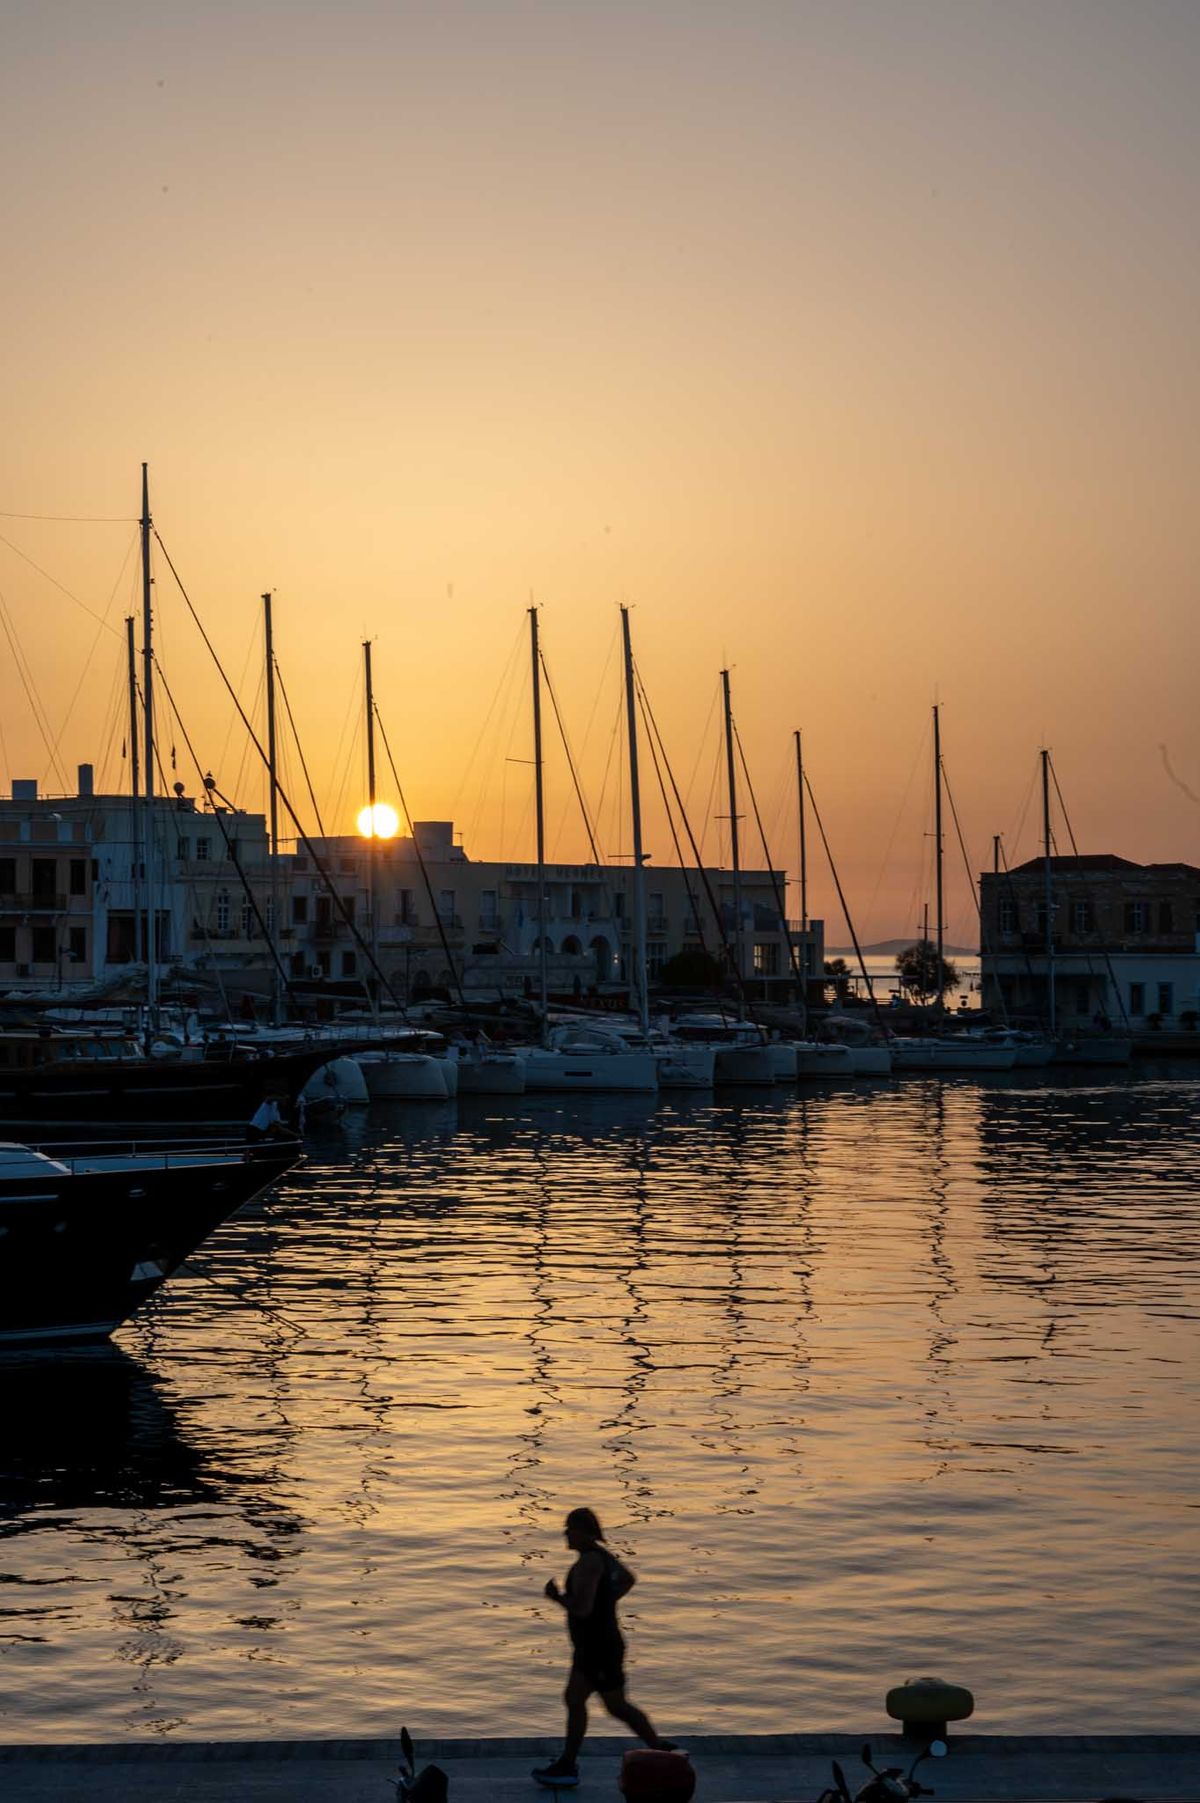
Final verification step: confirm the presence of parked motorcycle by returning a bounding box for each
[816,1739,946,1802]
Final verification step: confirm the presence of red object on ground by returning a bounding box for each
[619,1747,696,1800]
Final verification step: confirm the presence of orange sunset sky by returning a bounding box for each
[2,1,1198,945]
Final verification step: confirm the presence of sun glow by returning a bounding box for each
[357,802,400,839]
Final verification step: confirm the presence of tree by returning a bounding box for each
[658,947,725,990]
[895,939,960,1005]
[823,957,853,1002]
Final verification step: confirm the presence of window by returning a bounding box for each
[68,859,86,896]
[176,836,189,861]
[614,891,626,919]
[1157,982,1174,1016]
[1125,901,1148,933]
[1071,899,1094,934]
[998,897,1016,934]
[241,900,255,938]
[341,894,356,923]
[437,889,456,923]
[1035,901,1058,935]
[292,895,308,924]
[68,927,87,963]
[479,889,498,928]
[1129,982,1145,1015]
[0,858,15,893]
[341,950,357,977]
[647,942,666,978]
[31,859,56,901]
[215,889,231,934]
[398,889,416,925]
[0,926,14,961]
[32,926,56,963]
[1159,901,1174,934]
[195,837,211,861]
[648,891,666,928]
[753,942,780,976]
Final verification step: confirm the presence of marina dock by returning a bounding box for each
[2,1734,1194,1801]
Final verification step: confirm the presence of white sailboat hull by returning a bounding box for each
[652,1043,716,1088]
[300,1055,370,1107]
[712,1044,776,1084]
[519,1048,658,1093]
[355,1052,450,1099]
[456,1053,526,1095]
[891,1038,1016,1072]
[793,1043,858,1078]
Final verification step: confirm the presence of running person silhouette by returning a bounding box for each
[534,1507,675,1788]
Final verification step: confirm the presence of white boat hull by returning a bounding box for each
[891,1039,1016,1072]
[456,1054,526,1095]
[301,1055,370,1107]
[844,1045,892,1076]
[355,1052,450,1099]
[712,1044,776,1084]
[767,1043,798,1082]
[652,1043,716,1088]
[793,1043,857,1079]
[519,1049,658,1093]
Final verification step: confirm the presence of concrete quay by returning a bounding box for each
[1,1733,1194,1801]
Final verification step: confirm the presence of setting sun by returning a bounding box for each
[357,802,400,840]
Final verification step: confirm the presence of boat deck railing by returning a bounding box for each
[23,1132,301,1172]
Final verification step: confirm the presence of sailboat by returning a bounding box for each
[612,607,715,1089]
[888,706,1017,1073]
[516,608,658,1094]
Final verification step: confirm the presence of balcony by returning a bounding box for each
[0,892,69,912]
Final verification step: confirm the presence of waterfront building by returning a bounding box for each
[0,774,819,1009]
[979,854,1200,1028]
[286,820,821,1006]
[0,770,271,995]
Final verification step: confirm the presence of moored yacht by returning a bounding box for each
[0,1133,300,1347]
[518,1022,658,1093]
[672,1014,775,1085]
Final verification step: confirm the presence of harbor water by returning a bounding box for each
[2,1070,1197,1742]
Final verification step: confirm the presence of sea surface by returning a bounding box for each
[2,1071,1198,1742]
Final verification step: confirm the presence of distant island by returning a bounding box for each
[827,939,979,957]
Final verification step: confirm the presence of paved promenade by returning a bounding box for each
[0,1733,1192,1801]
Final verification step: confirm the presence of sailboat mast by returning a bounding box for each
[364,639,379,1000]
[621,606,650,1037]
[263,593,282,1023]
[1042,748,1056,1036]
[794,727,808,992]
[529,606,549,1032]
[721,669,743,986]
[933,702,944,1012]
[126,615,143,965]
[140,464,158,1021]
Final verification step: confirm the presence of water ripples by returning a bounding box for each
[1,1072,1197,1740]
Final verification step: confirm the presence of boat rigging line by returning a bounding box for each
[633,663,753,1016]
[1047,754,1131,1030]
[731,717,806,1004]
[370,700,470,1012]
[150,527,407,1016]
[800,764,888,1034]
[274,659,327,838]
[152,656,297,1007]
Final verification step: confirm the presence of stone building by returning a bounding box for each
[283,820,820,1006]
[979,854,1200,1027]
[0,770,272,994]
